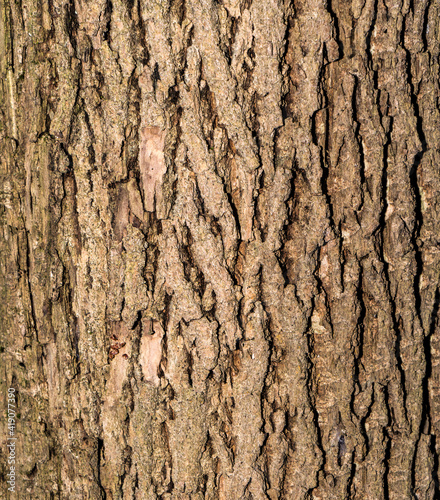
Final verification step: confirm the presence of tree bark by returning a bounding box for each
[1,0,440,498]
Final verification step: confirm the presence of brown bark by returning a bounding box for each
[1,0,440,498]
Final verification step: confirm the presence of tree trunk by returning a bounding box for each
[1,0,440,498]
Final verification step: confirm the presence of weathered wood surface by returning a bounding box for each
[1,0,440,498]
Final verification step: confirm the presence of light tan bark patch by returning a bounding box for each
[139,319,164,386]
[139,126,167,213]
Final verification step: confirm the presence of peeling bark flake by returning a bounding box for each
[139,126,167,215]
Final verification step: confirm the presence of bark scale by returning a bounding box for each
[1,0,440,499]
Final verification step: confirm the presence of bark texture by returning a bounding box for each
[1,0,440,498]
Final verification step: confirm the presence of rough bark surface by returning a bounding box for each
[1,0,440,498]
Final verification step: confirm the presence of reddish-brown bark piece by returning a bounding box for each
[139,126,167,215]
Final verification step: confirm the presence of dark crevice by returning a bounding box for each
[131,310,142,330]
[26,463,37,478]
[102,0,113,43]
[152,62,161,93]
[351,262,366,416]
[402,36,427,328]
[321,76,337,234]
[324,287,334,338]
[338,219,345,293]
[337,433,346,466]
[411,287,440,493]
[359,384,374,459]
[326,0,343,58]
[421,0,430,52]
[67,79,82,144]
[391,304,409,425]
[382,383,392,500]
[235,291,244,332]
[119,444,133,496]
[278,420,290,498]
[275,251,289,287]
[124,0,135,14]
[365,0,379,70]
[4,0,15,73]
[374,99,409,422]
[311,110,319,146]
[278,13,293,122]
[161,291,173,333]
[23,227,38,340]
[351,75,366,211]
[192,175,205,216]
[255,295,276,481]
[240,0,253,13]
[186,347,193,387]
[97,438,107,499]
[320,149,336,234]
[65,0,79,53]
[376,92,391,235]
[225,190,241,240]
[137,0,150,65]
